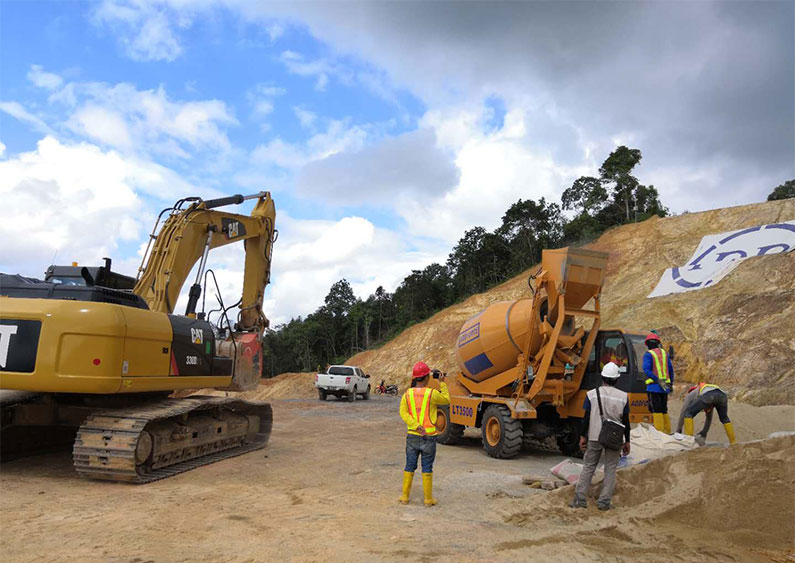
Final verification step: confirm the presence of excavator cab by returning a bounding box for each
[44,258,137,290]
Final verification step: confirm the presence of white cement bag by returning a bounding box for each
[628,423,698,464]
[550,459,604,485]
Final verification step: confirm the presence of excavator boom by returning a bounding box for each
[134,191,276,333]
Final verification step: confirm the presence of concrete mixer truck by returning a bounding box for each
[434,247,653,458]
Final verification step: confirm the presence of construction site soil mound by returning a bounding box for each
[182,372,317,401]
[503,434,795,561]
[348,199,795,405]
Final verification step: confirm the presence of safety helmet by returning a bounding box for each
[601,362,621,379]
[645,332,661,344]
[412,361,431,379]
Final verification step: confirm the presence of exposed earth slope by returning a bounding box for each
[348,199,795,405]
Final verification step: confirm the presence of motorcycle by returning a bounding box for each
[374,380,398,395]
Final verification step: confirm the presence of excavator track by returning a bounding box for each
[73,396,272,483]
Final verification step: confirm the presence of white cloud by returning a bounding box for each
[248,118,368,172]
[0,137,137,275]
[296,128,459,205]
[279,50,349,92]
[264,213,445,324]
[0,136,211,277]
[293,106,317,129]
[93,1,183,61]
[247,83,285,120]
[24,68,238,158]
[0,101,53,135]
[0,141,5,158]
[68,105,133,150]
[27,65,63,90]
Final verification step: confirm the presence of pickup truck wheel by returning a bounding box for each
[318,389,327,401]
[348,387,357,403]
[481,404,522,459]
[363,386,370,400]
[436,405,465,445]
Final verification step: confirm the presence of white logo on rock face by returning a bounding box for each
[0,325,19,368]
[649,221,795,298]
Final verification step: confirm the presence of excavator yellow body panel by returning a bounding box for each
[0,297,231,394]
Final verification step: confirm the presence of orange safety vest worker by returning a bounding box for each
[644,347,671,386]
[696,382,720,395]
[401,387,440,436]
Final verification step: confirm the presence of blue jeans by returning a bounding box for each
[405,434,437,473]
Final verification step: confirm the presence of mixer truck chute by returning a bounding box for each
[436,247,653,458]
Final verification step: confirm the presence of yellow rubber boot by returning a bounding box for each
[683,417,694,436]
[663,413,672,434]
[653,413,665,432]
[723,422,736,445]
[422,472,437,507]
[398,471,413,505]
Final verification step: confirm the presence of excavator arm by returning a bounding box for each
[134,192,276,334]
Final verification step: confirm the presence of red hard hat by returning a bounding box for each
[412,361,430,379]
[645,333,661,344]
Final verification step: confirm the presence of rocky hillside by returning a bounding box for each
[348,199,795,405]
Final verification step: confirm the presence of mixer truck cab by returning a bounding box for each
[433,247,654,459]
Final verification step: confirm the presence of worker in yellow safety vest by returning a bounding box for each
[679,383,736,444]
[398,361,450,506]
[642,333,674,433]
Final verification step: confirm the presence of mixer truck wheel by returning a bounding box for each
[436,406,465,445]
[481,405,522,458]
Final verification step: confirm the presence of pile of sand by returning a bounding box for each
[504,435,795,560]
[184,372,318,401]
[348,199,795,404]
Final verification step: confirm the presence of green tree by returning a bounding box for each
[767,179,795,201]
[496,197,563,271]
[600,146,642,223]
[561,176,607,215]
[324,279,356,318]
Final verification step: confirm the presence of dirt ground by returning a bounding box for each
[1,396,793,563]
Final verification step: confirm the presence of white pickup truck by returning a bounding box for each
[315,365,371,402]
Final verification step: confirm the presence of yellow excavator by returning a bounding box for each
[0,191,277,482]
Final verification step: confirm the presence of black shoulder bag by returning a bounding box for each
[596,387,625,450]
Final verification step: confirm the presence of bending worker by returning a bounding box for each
[398,361,450,507]
[642,333,674,433]
[678,383,736,444]
[570,362,630,511]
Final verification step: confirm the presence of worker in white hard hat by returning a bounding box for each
[570,362,631,511]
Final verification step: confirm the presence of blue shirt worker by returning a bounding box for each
[398,361,450,507]
[642,332,674,433]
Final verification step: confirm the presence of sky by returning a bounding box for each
[1,1,793,325]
